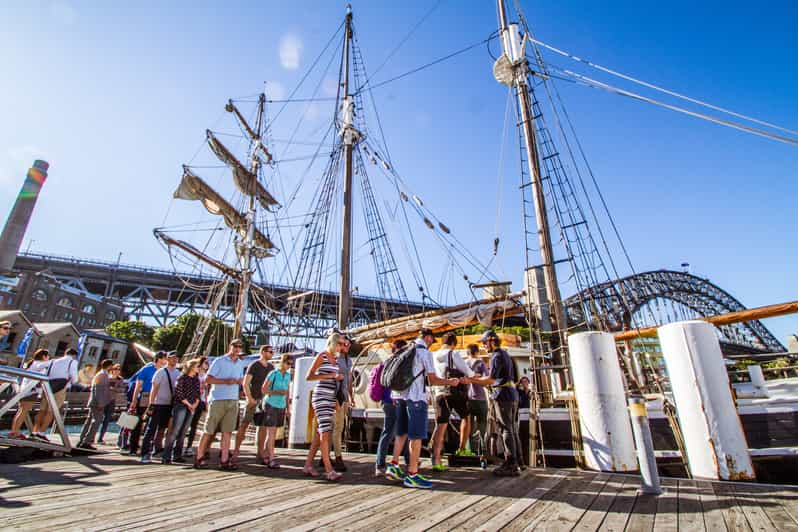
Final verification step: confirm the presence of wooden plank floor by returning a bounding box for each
[2,446,798,531]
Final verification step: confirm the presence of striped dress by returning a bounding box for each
[311,352,339,435]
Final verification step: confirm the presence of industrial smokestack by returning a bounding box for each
[0,160,49,274]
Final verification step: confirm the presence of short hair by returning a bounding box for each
[442,332,457,347]
[230,339,244,349]
[154,351,168,362]
[65,348,78,356]
[100,359,114,370]
[259,345,273,354]
[33,348,50,361]
[467,344,479,356]
[419,328,434,338]
[390,339,407,353]
[111,364,122,371]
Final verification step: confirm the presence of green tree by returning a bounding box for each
[105,320,155,346]
[152,313,240,356]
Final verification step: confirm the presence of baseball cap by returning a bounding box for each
[479,330,499,343]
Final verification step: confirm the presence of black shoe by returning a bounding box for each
[81,443,97,451]
[173,456,186,464]
[161,458,172,465]
[333,457,347,472]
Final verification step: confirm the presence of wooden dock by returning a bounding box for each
[2,447,798,530]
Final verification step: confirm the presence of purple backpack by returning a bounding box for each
[368,362,386,402]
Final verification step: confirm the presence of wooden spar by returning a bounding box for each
[155,231,241,279]
[614,300,798,341]
[346,290,526,335]
[338,6,355,329]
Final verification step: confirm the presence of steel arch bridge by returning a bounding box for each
[563,269,785,353]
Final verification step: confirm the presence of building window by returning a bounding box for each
[82,303,96,315]
[111,349,120,360]
[88,346,98,360]
[105,311,117,322]
[57,297,74,309]
[32,289,48,302]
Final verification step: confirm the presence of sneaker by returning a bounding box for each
[140,454,152,464]
[385,463,406,481]
[432,463,446,472]
[416,473,432,482]
[333,457,347,472]
[455,449,475,457]
[375,467,386,477]
[403,473,433,489]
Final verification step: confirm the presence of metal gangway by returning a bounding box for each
[0,365,72,453]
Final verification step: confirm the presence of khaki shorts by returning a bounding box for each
[241,403,257,425]
[38,388,67,417]
[204,400,239,434]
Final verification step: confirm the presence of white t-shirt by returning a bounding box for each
[48,356,78,384]
[391,339,436,403]
[20,360,50,397]
[433,348,474,397]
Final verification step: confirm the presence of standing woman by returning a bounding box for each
[260,353,292,469]
[11,349,50,436]
[184,356,209,456]
[303,332,345,481]
[162,358,201,463]
[97,364,124,444]
[78,359,114,449]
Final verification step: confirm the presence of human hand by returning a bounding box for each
[247,398,257,408]
[459,377,469,385]
[448,378,459,386]
[335,372,344,381]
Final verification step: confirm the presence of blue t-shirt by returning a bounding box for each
[207,355,248,402]
[135,363,158,394]
[263,369,291,409]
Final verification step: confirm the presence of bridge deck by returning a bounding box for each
[2,447,798,530]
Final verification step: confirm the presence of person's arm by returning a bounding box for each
[131,379,143,409]
[305,354,342,382]
[148,373,161,407]
[423,351,458,387]
[242,372,255,406]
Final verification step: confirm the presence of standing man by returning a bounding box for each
[331,335,353,472]
[468,330,522,476]
[386,328,459,489]
[32,347,79,438]
[233,345,274,464]
[78,359,114,449]
[194,339,247,470]
[431,332,474,471]
[140,351,180,463]
[126,352,167,456]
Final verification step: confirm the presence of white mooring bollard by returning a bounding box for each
[657,320,755,481]
[288,355,315,449]
[568,331,637,472]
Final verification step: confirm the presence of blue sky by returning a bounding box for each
[1,1,796,342]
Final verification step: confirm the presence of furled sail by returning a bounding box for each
[206,130,279,212]
[154,230,242,279]
[173,167,277,257]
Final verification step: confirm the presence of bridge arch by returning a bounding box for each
[564,270,784,353]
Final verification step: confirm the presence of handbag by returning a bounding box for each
[117,411,140,430]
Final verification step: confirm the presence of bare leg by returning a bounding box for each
[11,403,31,433]
[220,432,232,463]
[256,426,268,460]
[266,427,277,461]
[320,432,334,473]
[196,432,212,461]
[304,430,321,468]
[459,417,471,451]
[432,423,446,463]
[408,439,422,475]
[234,421,250,455]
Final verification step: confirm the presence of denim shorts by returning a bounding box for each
[395,399,428,440]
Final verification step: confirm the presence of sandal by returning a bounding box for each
[325,470,343,482]
[193,456,209,469]
[302,466,319,477]
[268,459,280,470]
[220,459,238,471]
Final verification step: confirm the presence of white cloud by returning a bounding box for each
[50,1,77,26]
[265,80,286,102]
[279,33,303,70]
[0,146,44,189]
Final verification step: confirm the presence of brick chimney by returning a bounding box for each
[0,160,49,274]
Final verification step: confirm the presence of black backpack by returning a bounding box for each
[445,350,468,398]
[380,343,424,392]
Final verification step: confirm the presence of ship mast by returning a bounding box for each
[338,5,358,329]
[495,0,568,362]
[234,93,267,339]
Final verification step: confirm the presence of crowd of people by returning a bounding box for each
[7,324,532,490]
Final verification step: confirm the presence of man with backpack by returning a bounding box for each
[140,351,180,463]
[468,330,523,476]
[431,332,474,471]
[384,328,459,489]
[371,339,410,476]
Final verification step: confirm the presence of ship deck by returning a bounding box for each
[3,447,798,531]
